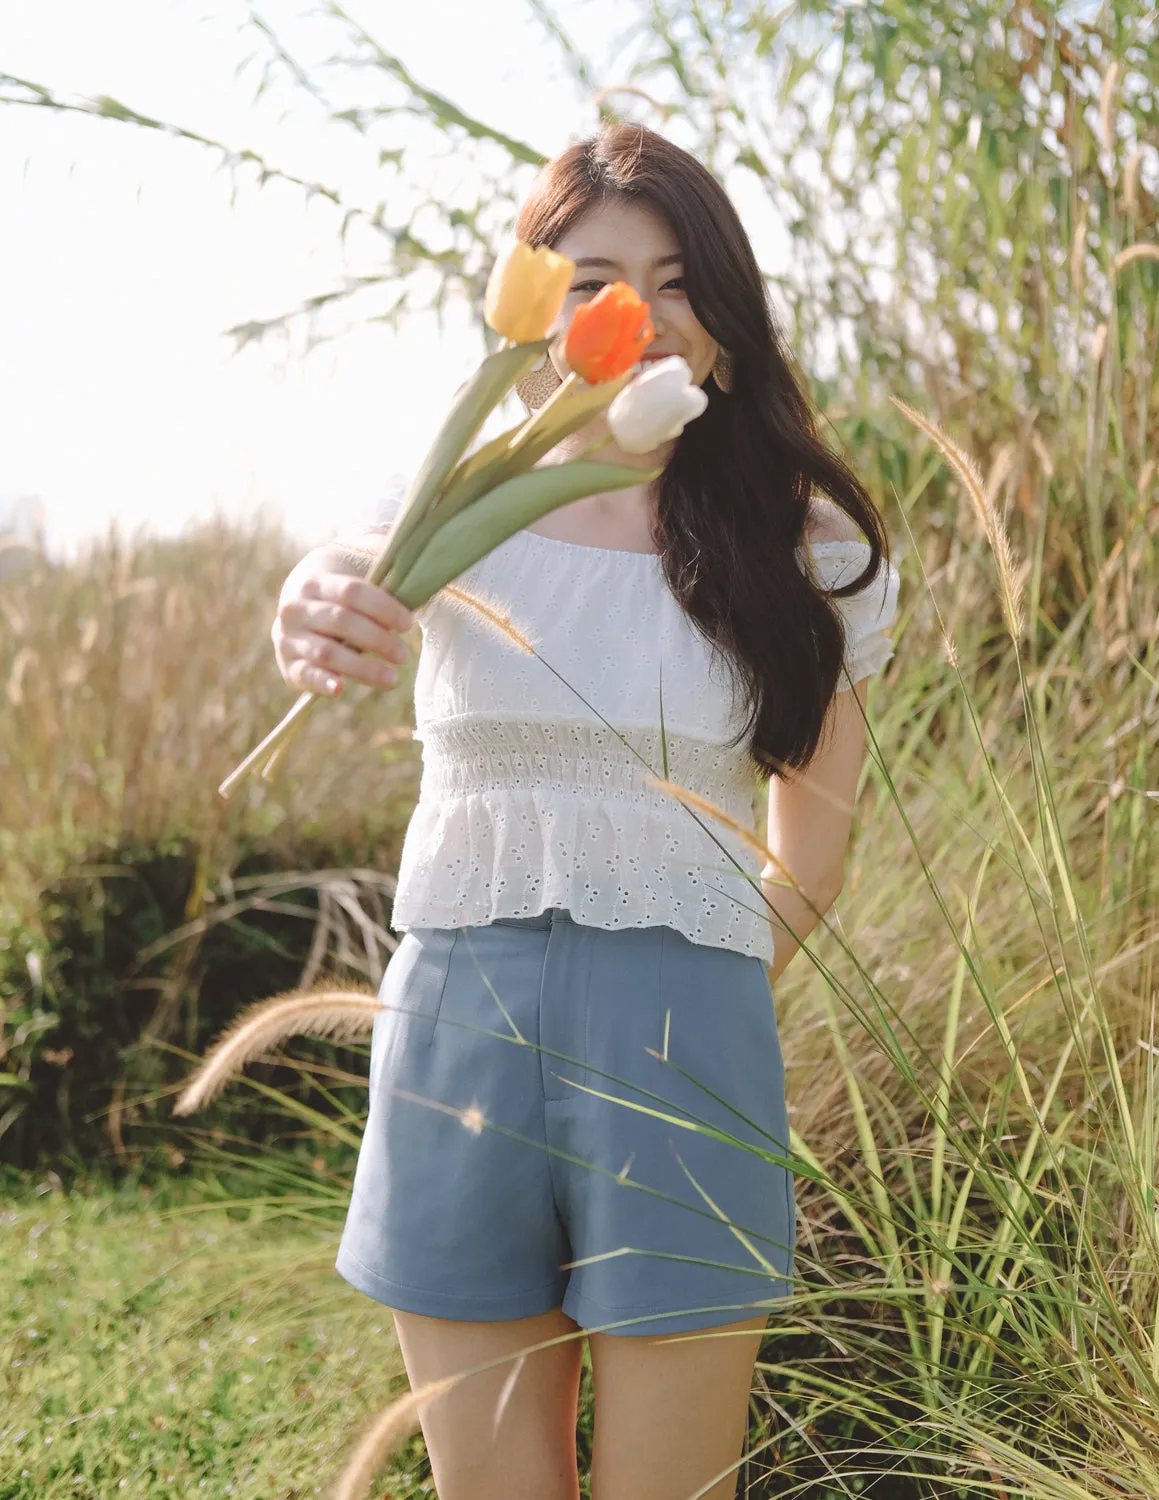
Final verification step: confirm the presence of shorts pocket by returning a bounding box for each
[374,927,458,1058]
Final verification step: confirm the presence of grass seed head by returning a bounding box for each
[173,989,381,1116]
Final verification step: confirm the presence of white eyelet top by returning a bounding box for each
[369,494,900,963]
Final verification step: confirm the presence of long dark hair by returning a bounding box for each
[514,123,890,779]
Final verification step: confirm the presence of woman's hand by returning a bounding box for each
[272,534,416,697]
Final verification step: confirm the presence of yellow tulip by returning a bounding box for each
[483,241,575,344]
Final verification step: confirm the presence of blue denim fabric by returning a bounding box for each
[336,907,795,1336]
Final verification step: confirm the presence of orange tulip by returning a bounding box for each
[563,282,655,383]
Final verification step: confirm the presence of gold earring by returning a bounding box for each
[712,346,733,395]
[515,352,564,409]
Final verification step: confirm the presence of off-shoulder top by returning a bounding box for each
[369,496,900,963]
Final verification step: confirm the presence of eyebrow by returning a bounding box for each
[572,253,684,269]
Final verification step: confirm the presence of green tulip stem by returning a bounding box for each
[506,370,581,454]
[218,690,315,801]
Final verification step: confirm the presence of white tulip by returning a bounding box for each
[606,355,709,454]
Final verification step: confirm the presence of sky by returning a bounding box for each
[0,1,787,556]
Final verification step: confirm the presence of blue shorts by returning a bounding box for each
[336,906,796,1337]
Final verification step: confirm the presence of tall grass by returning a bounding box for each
[4,363,1158,1491]
[0,519,424,1163]
[0,518,424,877]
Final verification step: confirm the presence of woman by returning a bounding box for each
[272,124,899,1500]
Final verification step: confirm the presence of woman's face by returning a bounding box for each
[544,198,720,387]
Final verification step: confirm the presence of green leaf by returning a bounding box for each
[369,339,547,590]
[440,420,530,503]
[391,459,662,606]
[440,366,636,519]
[898,128,920,203]
[783,43,823,98]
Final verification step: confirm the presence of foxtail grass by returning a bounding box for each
[173,988,381,1115]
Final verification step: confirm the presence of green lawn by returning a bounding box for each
[0,1178,431,1499]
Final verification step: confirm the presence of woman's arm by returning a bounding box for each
[760,677,869,985]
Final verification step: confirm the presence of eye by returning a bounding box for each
[571,277,685,294]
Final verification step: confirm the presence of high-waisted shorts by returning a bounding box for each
[336,906,796,1337]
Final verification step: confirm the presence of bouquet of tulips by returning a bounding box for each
[218,242,710,799]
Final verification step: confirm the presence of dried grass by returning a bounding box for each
[1123,147,1143,216]
[0,518,422,935]
[1098,60,1121,154]
[330,1376,461,1500]
[173,988,381,1115]
[890,397,1025,640]
[1111,243,1159,274]
[439,581,539,655]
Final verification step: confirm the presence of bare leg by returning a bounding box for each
[587,1315,768,1500]
[391,1306,586,1500]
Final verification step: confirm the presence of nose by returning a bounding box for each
[620,276,665,337]
[642,297,665,338]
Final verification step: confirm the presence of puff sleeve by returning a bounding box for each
[804,540,901,691]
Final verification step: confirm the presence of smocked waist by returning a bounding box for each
[413,714,755,814]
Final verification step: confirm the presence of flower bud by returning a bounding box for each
[606,355,708,453]
[563,282,655,383]
[484,242,575,344]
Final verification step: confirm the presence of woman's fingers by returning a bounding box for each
[284,596,412,664]
[272,571,418,694]
[286,658,344,697]
[281,632,401,693]
[304,573,416,635]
